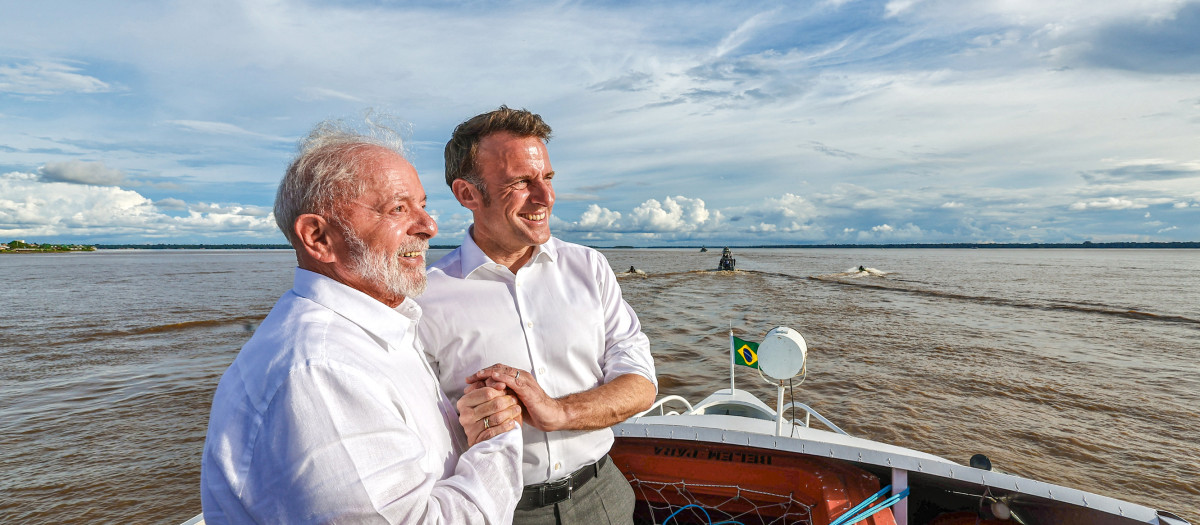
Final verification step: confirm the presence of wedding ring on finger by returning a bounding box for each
[483,417,490,429]
[514,370,521,381]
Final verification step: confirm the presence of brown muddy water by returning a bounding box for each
[0,248,1196,523]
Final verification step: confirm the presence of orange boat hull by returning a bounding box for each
[611,437,897,525]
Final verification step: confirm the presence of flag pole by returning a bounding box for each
[728,322,735,393]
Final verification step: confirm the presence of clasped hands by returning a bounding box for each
[455,363,567,446]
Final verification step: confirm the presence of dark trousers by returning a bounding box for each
[512,457,635,525]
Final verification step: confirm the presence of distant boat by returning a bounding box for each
[717,247,736,271]
[700,246,708,253]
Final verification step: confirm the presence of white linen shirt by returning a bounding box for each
[201,268,522,524]
[415,235,657,485]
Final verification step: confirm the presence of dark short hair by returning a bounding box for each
[444,105,552,203]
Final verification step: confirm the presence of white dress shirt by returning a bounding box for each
[201,268,522,524]
[415,235,657,485]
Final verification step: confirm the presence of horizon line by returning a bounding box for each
[63,240,1200,250]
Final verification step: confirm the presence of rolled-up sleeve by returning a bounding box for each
[594,252,658,390]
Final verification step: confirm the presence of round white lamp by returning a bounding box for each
[756,326,808,436]
[758,326,807,381]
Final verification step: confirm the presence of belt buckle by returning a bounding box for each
[540,476,573,506]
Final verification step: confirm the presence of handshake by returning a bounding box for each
[455,363,567,446]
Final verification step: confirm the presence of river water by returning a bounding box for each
[0,248,1196,523]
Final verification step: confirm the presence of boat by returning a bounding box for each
[180,327,1192,525]
[610,327,1191,525]
[718,247,736,271]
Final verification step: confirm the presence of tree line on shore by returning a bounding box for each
[1,240,96,253]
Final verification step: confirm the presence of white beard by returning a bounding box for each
[341,226,428,298]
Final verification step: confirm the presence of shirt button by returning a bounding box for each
[554,462,561,471]
[526,321,533,328]
[538,367,546,375]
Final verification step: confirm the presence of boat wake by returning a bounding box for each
[42,315,266,347]
[616,266,648,278]
[810,275,1200,326]
[820,266,888,278]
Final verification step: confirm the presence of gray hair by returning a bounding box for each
[274,115,409,247]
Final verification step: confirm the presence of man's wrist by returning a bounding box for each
[542,397,571,432]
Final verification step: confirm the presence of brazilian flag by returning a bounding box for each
[733,336,759,369]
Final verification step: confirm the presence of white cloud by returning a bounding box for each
[714,10,781,58]
[297,87,365,103]
[554,195,731,240]
[155,198,188,210]
[0,61,111,95]
[892,0,1184,28]
[38,160,125,186]
[628,196,720,233]
[166,120,292,142]
[2,171,38,182]
[858,222,926,241]
[1068,197,1142,210]
[728,193,822,236]
[429,211,475,244]
[884,0,924,18]
[188,202,273,217]
[577,204,622,230]
[0,172,279,240]
[1069,197,1135,210]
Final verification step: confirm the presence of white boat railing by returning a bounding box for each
[634,395,694,417]
[781,401,848,435]
[634,394,848,436]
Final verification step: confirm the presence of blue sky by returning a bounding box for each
[2,0,1198,246]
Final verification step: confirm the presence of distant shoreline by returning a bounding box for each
[76,241,1200,250]
[695,241,1200,249]
[94,244,296,250]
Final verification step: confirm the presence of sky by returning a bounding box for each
[2,0,1198,246]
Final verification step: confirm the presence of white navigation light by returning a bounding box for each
[757,326,807,381]
[991,500,1011,520]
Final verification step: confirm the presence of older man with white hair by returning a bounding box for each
[201,118,524,524]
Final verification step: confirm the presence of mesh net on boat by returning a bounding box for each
[629,475,814,525]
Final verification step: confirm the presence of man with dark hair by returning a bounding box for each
[415,106,658,524]
[201,119,525,524]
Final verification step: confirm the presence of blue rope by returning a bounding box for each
[829,485,891,525]
[658,485,903,525]
[829,486,911,525]
[663,503,711,524]
[843,488,910,525]
[661,503,745,525]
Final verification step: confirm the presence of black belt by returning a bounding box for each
[516,455,609,510]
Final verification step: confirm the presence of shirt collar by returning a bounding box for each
[291,268,421,347]
[460,226,558,278]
